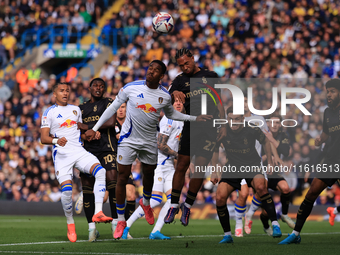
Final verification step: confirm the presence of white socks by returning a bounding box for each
[292,230,300,236]
[93,166,106,214]
[334,207,338,214]
[271,220,279,226]
[152,200,170,233]
[61,190,74,224]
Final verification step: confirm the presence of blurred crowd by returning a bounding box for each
[1,0,340,208]
[0,0,111,67]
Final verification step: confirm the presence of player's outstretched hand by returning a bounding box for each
[95,131,101,140]
[273,155,283,166]
[315,137,322,146]
[172,90,186,104]
[196,115,213,122]
[57,137,67,147]
[77,122,88,131]
[263,129,275,143]
[85,129,96,141]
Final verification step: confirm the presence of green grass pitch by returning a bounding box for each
[0,215,339,254]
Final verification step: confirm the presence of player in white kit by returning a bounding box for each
[40,82,113,243]
[85,60,211,239]
[121,98,184,240]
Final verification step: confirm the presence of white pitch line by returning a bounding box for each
[0,252,171,255]
[0,232,339,247]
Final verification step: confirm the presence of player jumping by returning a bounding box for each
[121,98,184,240]
[165,48,226,226]
[85,60,211,239]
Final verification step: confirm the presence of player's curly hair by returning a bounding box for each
[53,82,70,92]
[325,78,340,91]
[90,77,106,88]
[175,48,193,59]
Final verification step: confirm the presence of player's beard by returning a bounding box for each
[328,94,340,108]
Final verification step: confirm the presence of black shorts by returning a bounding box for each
[315,160,340,186]
[316,177,340,187]
[80,151,117,179]
[267,173,286,191]
[95,151,118,171]
[178,123,217,161]
[220,178,254,190]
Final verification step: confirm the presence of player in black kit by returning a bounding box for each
[247,114,295,234]
[77,78,118,242]
[280,78,340,244]
[165,48,227,226]
[211,107,282,244]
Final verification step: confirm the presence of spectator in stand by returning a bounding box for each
[99,61,115,81]
[28,63,41,90]
[0,81,12,102]
[2,30,16,63]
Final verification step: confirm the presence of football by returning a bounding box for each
[152,12,174,34]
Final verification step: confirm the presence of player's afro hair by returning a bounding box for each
[325,78,340,91]
[90,77,106,88]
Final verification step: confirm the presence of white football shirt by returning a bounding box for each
[157,115,183,167]
[41,104,83,153]
[115,80,191,147]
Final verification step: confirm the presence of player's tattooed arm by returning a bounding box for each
[157,133,178,159]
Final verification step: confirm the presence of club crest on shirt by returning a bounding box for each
[56,171,59,176]
[73,110,77,116]
[158,97,163,104]
[158,177,162,182]
[93,105,97,112]
[119,155,123,161]
[244,138,248,145]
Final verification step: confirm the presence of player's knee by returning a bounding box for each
[305,188,319,202]
[280,184,290,194]
[92,164,106,179]
[255,185,266,196]
[117,171,130,183]
[61,183,72,198]
[216,195,227,206]
[176,161,190,174]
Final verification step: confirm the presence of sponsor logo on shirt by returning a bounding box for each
[135,103,157,113]
[59,119,77,128]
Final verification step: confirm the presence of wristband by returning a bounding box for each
[52,138,59,144]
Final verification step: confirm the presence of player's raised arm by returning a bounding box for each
[85,89,127,141]
[162,101,212,122]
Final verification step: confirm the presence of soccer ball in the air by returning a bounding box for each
[152,12,174,34]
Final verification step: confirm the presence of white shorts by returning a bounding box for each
[117,144,157,165]
[152,165,175,193]
[53,148,100,184]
